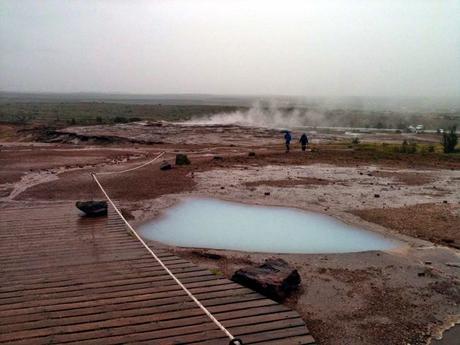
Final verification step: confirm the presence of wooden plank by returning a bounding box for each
[0,203,314,345]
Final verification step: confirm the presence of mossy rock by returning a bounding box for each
[175,153,191,165]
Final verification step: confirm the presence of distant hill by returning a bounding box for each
[1,92,459,113]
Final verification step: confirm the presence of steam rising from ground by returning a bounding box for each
[188,101,325,129]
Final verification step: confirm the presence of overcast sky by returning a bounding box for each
[1,0,459,98]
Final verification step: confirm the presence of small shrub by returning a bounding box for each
[113,116,128,123]
[70,118,76,125]
[351,137,360,145]
[408,142,417,154]
[442,126,458,153]
[428,145,435,153]
[399,140,417,154]
[129,117,142,122]
[96,116,103,123]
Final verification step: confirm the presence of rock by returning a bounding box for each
[192,250,222,260]
[160,161,172,171]
[145,121,163,127]
[264,192,270,196]
[213,156,224,161]
[248,151,256,157]
[76,200,108,217]
[231,258,301,301]
[374,194,380,198]
[445,262,460,268]
[175,153,190,165]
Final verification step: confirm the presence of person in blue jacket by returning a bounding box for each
[284,131,292,153]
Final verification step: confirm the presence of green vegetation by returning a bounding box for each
[311,109,459,130]
[442,126,458,153]
[209,268,223,276]
[351,141,447,157]
[398,140,418,154]
[0,102,242,126]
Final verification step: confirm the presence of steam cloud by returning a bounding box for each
[188,101,326,129]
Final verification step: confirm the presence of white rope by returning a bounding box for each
[96,152,166,175]
[90,172,235,342]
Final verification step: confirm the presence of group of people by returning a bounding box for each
[283,131,309,153]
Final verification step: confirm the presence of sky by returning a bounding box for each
[1,0,459,98]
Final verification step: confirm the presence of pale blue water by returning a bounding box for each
[139,198,400,254]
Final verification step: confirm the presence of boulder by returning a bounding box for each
[175,153,191,165]
[231,258,301,301]
[160,161,172,170]
[76,200,108,216]
[248,151,256,157]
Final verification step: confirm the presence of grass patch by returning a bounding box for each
[209,268,223,276]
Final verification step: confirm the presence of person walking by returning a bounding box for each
[284,131,292,153]
[299,133,309,152]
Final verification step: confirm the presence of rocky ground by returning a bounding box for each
[0,122,459,345]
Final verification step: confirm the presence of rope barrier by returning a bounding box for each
[90,154,241,344]
[96,152,166,175]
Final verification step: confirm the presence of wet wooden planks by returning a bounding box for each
[0,203,315,344]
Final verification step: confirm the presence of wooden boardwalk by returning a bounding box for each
[0,203,315,344]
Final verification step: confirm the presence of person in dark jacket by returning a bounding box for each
[299,133,309,151]
[284,131,292,153]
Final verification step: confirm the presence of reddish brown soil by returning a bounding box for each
[0,171,24,184]
[245,177,338,188]
[353,203,460,248]
[197,148,460,170]
[17,163,195,201]
[372,171,434,186]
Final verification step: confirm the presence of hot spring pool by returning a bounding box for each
[139,198,401,254]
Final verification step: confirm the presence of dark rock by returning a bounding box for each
[145,121,163,127]
[213,156,224,161]
[120,208,135,220]
[264,192,270,196]
[443,200,448,204]
[248,151,256,157]
[160,161,172,171]
[76,200,108,217]
[192,250,222,260]
[231,258,301,301]
[175,153,191,165]
[374,194,380,198]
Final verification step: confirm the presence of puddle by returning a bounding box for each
[139,198,401,254]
